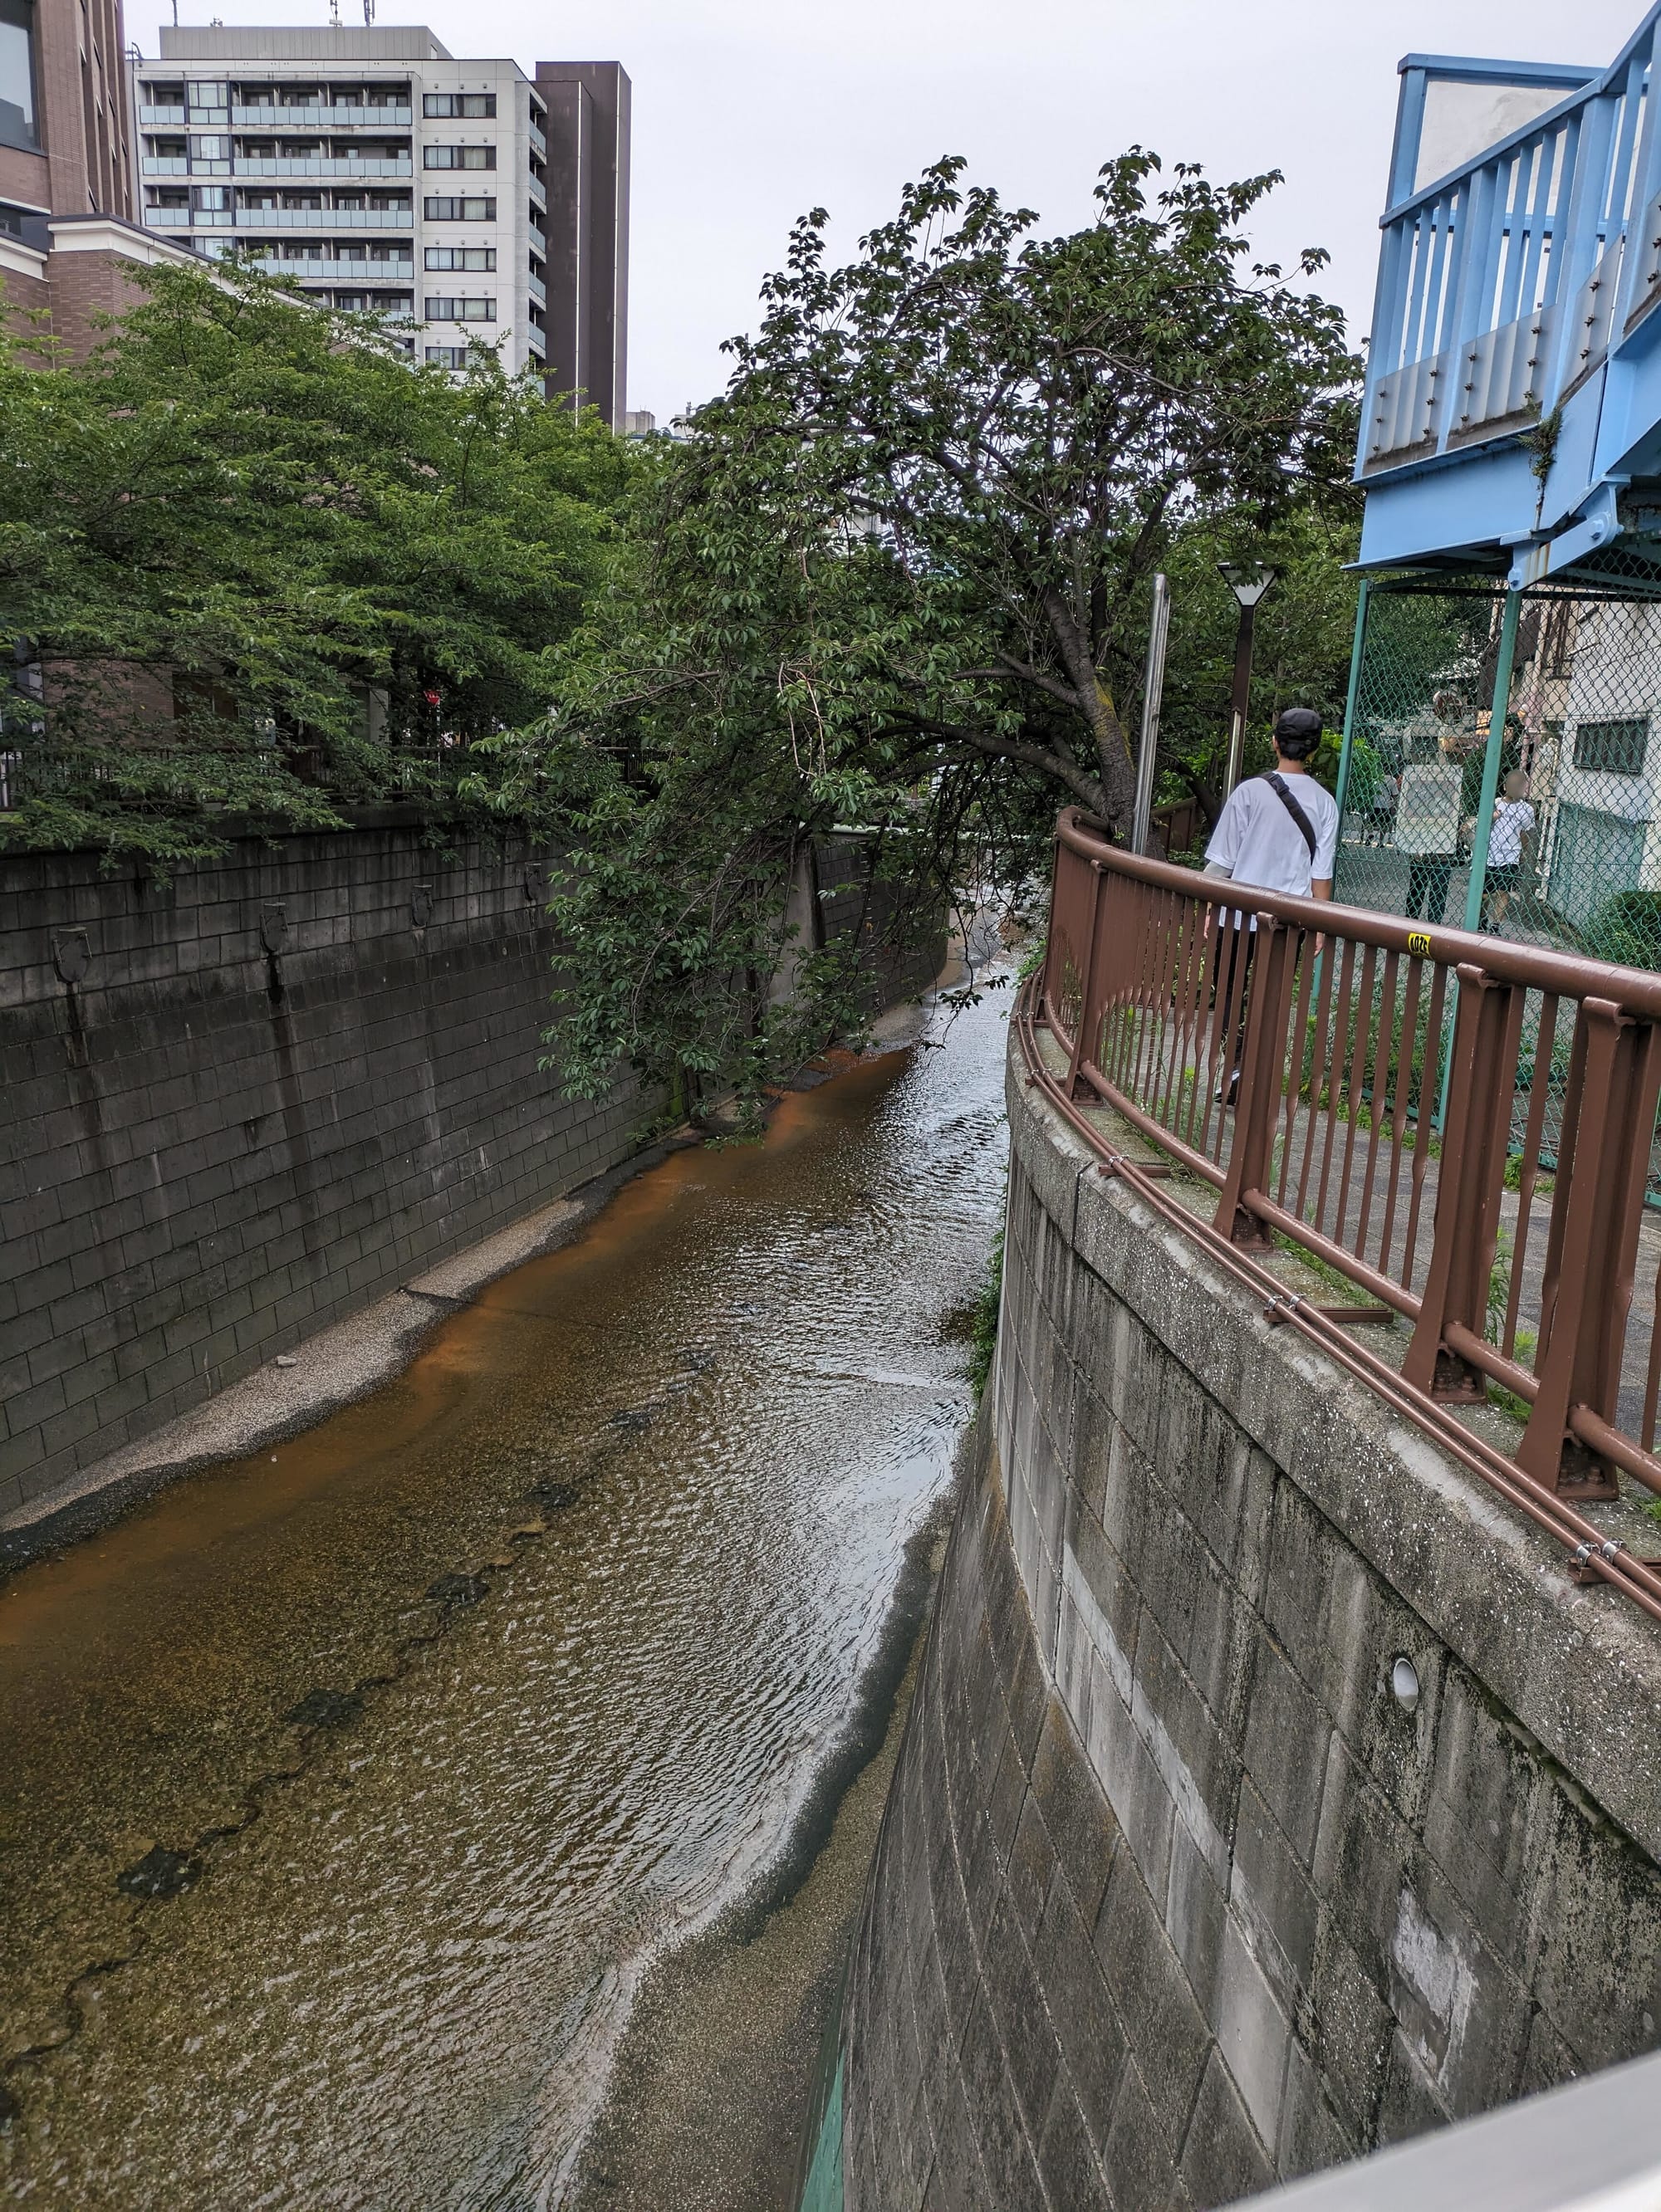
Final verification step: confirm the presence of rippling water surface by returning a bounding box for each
[0,981,1009,2210]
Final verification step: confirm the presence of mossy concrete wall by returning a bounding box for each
[839,1042,1661,2210]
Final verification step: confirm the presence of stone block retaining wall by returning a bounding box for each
[0,826,644,1522]
[838,1041,1661,2210]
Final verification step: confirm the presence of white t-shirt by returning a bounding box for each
[1487,799,1535,869]
[1204,772,1340,899]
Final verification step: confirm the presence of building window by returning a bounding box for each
[424,144,495,170]
[424,296,494,321]
[1572,718,1649,775]
[425,345,468,368]
[0,0,37,154]
[186,80,230,122]
[425,245,494,271]
[0,197,47,247]
[424,196,495,222]
[424,92,495,118]
[335,291,366,311]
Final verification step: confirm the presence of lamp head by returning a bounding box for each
[1218,560,1276,610]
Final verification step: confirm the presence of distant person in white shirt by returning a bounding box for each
[1201,707,1340,1102]
[1478,769,1536,934]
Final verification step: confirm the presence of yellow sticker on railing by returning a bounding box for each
[1407,931,1432,958]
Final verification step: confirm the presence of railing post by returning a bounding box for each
[1041,825,1069,1037]
[1213,918,1298,1250]
[1403,963,1526,1402]
[1517,998,1661,1496]
[1065,860,1105,1098]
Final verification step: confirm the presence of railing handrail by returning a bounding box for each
[1056,807,1661,1016]
[1035,807,1661,1624]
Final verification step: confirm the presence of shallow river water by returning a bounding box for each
[0,982,1009,2210]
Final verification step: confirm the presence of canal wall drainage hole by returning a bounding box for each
[0,1461,607,2130]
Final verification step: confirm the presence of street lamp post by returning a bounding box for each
[1218,560,1276,801]
[1130,573,1171,856]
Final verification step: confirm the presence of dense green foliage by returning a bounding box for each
[1583,889,1661,971]
[0,261,629,863]
[483,151,1360,1102]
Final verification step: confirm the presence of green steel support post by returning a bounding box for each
[1330,576,1371,830]
[1433,585,1522,1132]
[1462,586,1522,934]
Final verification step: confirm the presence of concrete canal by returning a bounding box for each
[0,982,1009,2210]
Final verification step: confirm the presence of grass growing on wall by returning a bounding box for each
[968,1211,1006,1404]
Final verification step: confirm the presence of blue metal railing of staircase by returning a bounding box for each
[1356,7,1661,580]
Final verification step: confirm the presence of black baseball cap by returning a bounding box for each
[1274,707,1323,758]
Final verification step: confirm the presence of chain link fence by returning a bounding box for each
[1334,556,1661,1189]
[1336,560,1661,961]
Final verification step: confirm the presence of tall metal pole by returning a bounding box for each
[1131,573,1170,856]
[1330,576,1372,830]
[1221,597,1259,802]
[1462,587,1522,934]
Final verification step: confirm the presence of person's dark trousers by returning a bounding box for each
[1404,853,1453,922]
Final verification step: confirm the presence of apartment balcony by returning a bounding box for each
[527,268,546,305]
[255,207,412,227]
[264,255,414,276]
[232,104,413,126]
[145,205,414,231]
[236,157,412,179]
[141,157,190,175]
[244,253,414,277]
[527,173,546,213]
[139,103,187,125]
[528,118,546,160]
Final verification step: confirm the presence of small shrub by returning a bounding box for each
[1583,890,1661,973]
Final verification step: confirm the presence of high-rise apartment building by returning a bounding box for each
[126,27,630,423]
[534,62,629,430]
[1,0,197,354]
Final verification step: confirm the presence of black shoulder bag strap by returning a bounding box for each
[1262,771,1318,862]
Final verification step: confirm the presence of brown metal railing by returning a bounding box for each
[1021,807,1661,1622]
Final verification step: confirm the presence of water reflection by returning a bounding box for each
[0,982,1010,2209]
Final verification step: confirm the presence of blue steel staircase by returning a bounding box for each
[1358,7,1661,586]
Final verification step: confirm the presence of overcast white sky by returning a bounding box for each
[126,0,1646,421]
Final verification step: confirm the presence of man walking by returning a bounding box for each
[1203,706,1339,907]
[1202,706,1339,1102]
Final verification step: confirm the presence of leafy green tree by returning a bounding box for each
[489,150,1360,1102]
[0,260,630,864]
[1155,501,1361,834]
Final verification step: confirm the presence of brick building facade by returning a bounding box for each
[0,0,197,355]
